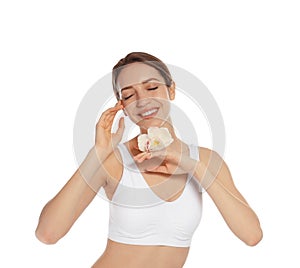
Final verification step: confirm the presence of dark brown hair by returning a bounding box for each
[112,52,173,100]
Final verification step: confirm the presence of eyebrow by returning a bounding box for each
[120,78,161,92]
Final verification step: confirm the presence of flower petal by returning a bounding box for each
[138,134,150,152]
[138,127,174,152]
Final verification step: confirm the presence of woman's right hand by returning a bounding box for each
[95,100,125,160]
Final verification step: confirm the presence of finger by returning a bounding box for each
[105,113,118,123]
[97,113,115,129]
[133,152,147,162]
[146,165,167,174]
[102,104,124,116]
[115,100,122,107]
[135,150,166,161]
[134,152,150,163]
[98,106,122,128]
[146,150,165,160]
[133,151,147,158]
[115,117,125,138]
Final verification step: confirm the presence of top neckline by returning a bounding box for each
[120,143,194,204]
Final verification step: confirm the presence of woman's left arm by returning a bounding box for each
[134,146,263,246]
[194,148,263,246]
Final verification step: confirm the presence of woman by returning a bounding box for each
[35,52,263,268]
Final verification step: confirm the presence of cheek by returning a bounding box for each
[161,105,171,119]
[159,98,171,111]
[123,106,139,123]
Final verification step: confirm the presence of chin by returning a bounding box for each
[137,118,167,131]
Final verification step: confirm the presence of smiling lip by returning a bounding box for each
[139,108,159,119]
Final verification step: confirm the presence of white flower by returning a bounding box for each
[137,127,174,152]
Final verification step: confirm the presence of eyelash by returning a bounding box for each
[124,95,133,100]
[123,86,158,100]
[148,86,158,91]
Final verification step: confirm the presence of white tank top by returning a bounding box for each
[107,143,203,247]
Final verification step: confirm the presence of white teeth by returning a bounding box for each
[141,109,158,117]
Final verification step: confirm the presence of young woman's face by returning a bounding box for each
[116,62,175,130]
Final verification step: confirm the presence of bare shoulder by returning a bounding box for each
[197,146,249,205]
[198,146,223,164]
[197,146,234,185]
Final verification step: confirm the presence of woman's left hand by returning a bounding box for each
[133,147,198,175]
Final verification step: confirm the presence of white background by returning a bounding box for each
[1,0,299,267]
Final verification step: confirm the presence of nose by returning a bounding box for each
[135,88,151,107]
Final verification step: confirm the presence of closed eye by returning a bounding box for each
[123,86,158,100]
[124,94,134,100]
[148,86,158,91]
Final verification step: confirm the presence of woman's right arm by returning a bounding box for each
[35,101,124,244]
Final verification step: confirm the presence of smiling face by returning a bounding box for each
[116,62,175,131]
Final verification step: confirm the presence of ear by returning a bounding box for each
[168,81,176,100]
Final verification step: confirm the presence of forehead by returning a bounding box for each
[116,62,164,90]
